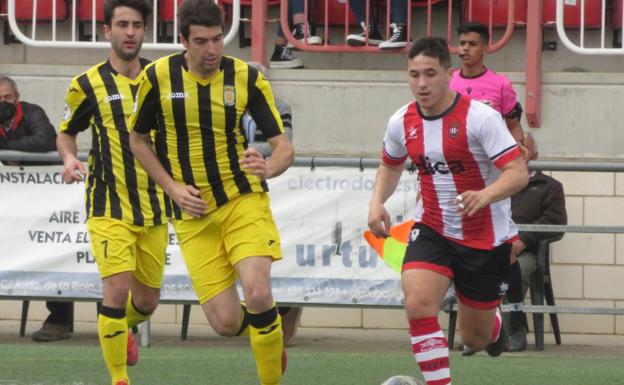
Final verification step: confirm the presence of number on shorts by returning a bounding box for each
[102,240,108,258]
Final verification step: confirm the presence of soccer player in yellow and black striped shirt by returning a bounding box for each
[129,2,294,384]
[56,2,169,385]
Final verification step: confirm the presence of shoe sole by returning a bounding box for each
[287,36,323,48]
[379,43,408,50]
[346,38,381,46]
[32,334,70,342]
[269,62,304,69]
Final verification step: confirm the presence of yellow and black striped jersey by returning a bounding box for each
[130,54,284,219]
[59,59,171,226]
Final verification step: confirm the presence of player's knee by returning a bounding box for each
[134,295,159,315]
[103,281,131,308]
[209,312,241,337]
[460,328,490,350]
[404,294,439,319]
[243,286,273,311]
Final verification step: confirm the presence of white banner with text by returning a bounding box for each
[0,165,417,306]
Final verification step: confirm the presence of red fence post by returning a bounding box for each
[251,0,268,65]
[525,0,543,128]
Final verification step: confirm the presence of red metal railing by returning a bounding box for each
[272,0,516,54]
[249,0,540,126]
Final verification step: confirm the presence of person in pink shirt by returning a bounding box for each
[450,22,527,157]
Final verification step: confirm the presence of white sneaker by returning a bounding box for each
[287,23,322,48]
[379,23,409,50]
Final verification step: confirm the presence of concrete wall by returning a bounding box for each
[3,64,624,159]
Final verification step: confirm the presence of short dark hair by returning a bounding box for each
[408,37,452,69]
[457,21,489,43]
[104,0,153,27]
[178,0,225,41]
[0,76,18,95]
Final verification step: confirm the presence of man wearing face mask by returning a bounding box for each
[0,76,57,156]
[0,76,71,342]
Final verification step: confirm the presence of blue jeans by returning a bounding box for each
[276,0,306,37]
[349,0,408,26]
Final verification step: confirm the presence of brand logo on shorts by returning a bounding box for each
[498,282,509,296]
[268,239,276,246]
[409,229,420,242]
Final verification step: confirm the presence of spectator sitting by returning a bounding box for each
[0,76,57,157]
[270,0,322,69]
[506,133,567,352]
[242,62,300,346]
[346,0,409,49]
[0,75,73,342]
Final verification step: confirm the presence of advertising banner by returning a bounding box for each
[0,166,418,306]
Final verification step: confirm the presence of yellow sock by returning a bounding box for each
[98,306,129,385]
[125,294,151,329]
[249,307,283,385]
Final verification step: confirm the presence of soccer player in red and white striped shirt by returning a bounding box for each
[368,37,528,385]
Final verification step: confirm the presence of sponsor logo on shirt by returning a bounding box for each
[106,94,124,102]
[167,92,189,99]
[414,156,465,175]
[224,85,236,107]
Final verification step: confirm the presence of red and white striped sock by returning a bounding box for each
[490,307,502,343]
[409,317,451,385]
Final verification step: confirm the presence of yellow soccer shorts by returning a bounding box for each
[87,217,168,288]
[173,192,282,304]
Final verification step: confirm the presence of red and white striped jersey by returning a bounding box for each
[382,94,521,250]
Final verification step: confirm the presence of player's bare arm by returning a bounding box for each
[129,131,207,218]
[241,133,294,179]
[457,156,528,217]
[56,132,85,183]
[368,162,404,238]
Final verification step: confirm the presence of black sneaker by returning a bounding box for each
[460,344,479,356]
[486,310,507,357]
[288,23,322,48]
[507,326,528,352]
[379,23,408,50]
[346,21,383,46]
[269,45,303,69]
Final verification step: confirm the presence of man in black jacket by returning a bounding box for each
[0,75,72,342]
[0,76,56,155]
[506,133,567,351]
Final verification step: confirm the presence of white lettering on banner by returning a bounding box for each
[286,174,417,193]
[295,241,377,268]
[0,166,417,305]
[0,170,73,185]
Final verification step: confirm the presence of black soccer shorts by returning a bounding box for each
[403,223,511,309]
